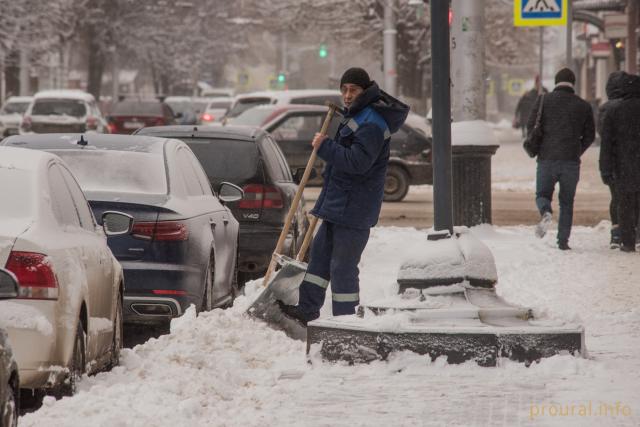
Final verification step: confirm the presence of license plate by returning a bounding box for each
[124,121,141,129]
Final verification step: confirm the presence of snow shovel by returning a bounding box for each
[247,103,339,336]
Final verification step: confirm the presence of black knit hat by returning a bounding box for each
[340,67,371,89]
[555,68,576,85]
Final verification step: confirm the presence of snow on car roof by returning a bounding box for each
[2,133,168,154]
[0,146,58,171]
[33,90,95,102]
[234,89,340,101]
[4,96,33,103]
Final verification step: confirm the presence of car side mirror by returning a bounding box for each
[218,182,244,203]
[293,167,317,184]
[102,211,134,236]
[0,269,19,299]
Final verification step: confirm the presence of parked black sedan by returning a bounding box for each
[232,105,433,201]
[135,125,309,282]
[0,269,20,427]
[2,134,242,325]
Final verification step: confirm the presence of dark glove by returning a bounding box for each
[601,174,615,186]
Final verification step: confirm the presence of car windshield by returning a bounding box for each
[0,168,32,219]
[166,102,191,115]
[182,138,259,184]
[232,107,277,127]
[32,99,86,117]
[207,101,231,109]
[227,98,272,118]
[1,102,30,115]
[112,101,163,116]
[50,150,167,195]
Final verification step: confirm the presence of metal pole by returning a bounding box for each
[19,47,29,96]
[566,0,573,68]
[451,0,485,121]
[383,0,398,96]
[626,0,638,74]
[430,0,453,234]
[539,27,544,94]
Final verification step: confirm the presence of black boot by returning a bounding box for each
[558,241,571,251]
[610,225,621,249]
[277,301,319,326]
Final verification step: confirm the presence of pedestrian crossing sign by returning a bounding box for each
[514,0,568,27]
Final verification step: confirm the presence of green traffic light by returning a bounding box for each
[278,73,286,83]
[319,44,328,58]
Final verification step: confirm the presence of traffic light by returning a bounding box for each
[277,72,286,83]
[319,44,328,58]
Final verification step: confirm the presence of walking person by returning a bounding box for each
[527,68,595,250]
[514,75,546,137]
[600,73,640,252]
[597,71,627,248]
[278,67,409,324]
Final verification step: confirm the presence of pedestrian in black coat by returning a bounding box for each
[598,71,628,248]
[600,73,640,252]
[514,75,547,137]
[527,68,595,250]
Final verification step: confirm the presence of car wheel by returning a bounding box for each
[59,321,86,397]
[2,381,18,427]
[384,165,409,202]
[110,294,123,369]
[200,256,214,312]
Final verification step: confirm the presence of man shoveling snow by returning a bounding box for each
[278,67,409,325]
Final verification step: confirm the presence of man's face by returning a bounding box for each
[341,83,364,108]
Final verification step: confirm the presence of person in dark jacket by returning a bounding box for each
[600,72,640,252]
[598,71,627,248]
[278,68,409,324]
[527,68,595,250]
[514,75,547,137]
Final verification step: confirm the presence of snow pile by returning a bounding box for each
[452,120,498,146]
[397,228,497,285]
[20,225,640,426]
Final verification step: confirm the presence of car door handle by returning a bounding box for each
[209,217,216,228]
[223,213,229,225]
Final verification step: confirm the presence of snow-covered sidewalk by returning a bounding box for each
[21,224,640,427]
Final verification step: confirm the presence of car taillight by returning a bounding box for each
[131,221,189,241]
[239,184,284,209]
[21,116,32,132]
[152,289,186,296]
[86,116,98,130]
[107,122,117,134]
[201,113,213,122]
[5,251,59,300]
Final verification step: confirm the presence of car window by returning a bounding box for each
[272,114,322,142]
[186,149,214,196]
[176,148,205,196]
[32,99,86,117]
[227,97,272,118]
[48,164,81,228]
[112,101,163,116]
[260,137,287,182]
[1,102,30,114]
[267,136,293,181]
[184,138,260,185]
[232,107,277,127]
[58,164,96,231]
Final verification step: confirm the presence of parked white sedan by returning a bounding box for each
[0,147,131,395]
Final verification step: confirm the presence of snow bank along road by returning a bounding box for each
[20,223,639,427]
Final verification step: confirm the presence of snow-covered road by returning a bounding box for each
[20,224,640,427]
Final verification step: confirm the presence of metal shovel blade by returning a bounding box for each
[247,256,308,340]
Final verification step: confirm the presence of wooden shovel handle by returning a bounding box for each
[296,215,319,262]
[262,104,338,286]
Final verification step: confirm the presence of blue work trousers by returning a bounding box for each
[298,221,370,316]
[535,160,580,244]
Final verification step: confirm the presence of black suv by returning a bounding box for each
[136,125,310,282]
[231,105,432,202]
